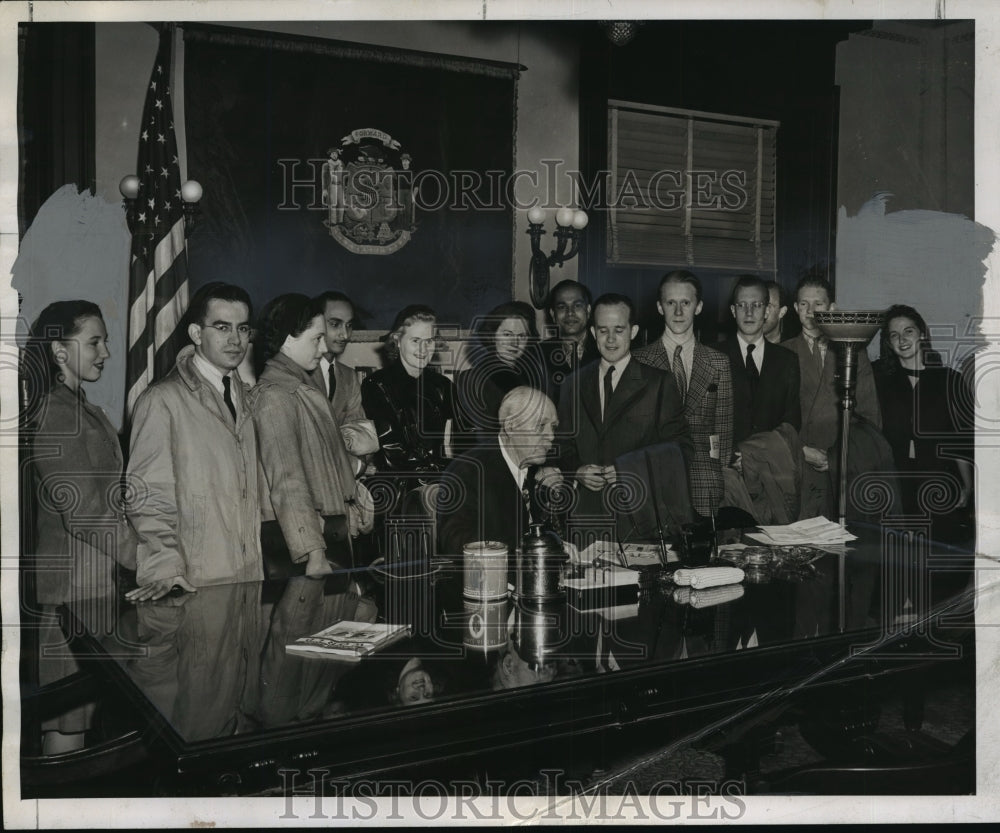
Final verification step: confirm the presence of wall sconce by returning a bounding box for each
[119,175,203,235]
[527,206,589,309]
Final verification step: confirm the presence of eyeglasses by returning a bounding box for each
[734,301,767,312]
[205,323,252,338]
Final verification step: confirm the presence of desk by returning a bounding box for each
[38,524,976,796]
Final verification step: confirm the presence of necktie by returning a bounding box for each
[812,336,826,373]
[602,364,616,421]
[745,343,760,393]
[222,375,237,423]
[327,362,338,402]
[672,343,687,402]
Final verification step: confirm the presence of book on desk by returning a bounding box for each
[286,621,410,660]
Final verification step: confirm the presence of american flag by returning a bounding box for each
[126,24,189,417]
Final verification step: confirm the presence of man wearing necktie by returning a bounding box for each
[721,275,801,446]
[311,291,378,470]
[783,274,882,517]
[634,271,734,518]
[556,294,693,526]
[540,279,601,403]
[126,283,263,601]
[437,387,567,560]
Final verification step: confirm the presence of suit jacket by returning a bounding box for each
[633,338,734,516]
[557,357,693,518]
[721,339,801,445]
[540,334,600,403]
[437,441,529,556]
[325,359,365,426]
[783,334,881,451]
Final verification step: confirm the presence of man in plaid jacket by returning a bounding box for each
[633,271,734,519]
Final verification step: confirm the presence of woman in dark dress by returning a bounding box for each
[873,304,974,530]
[454,301,548,446]
[22,300,137,752]
[361,305,455,515]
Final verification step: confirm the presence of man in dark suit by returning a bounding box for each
[557,293,693,522]
[437,386,564,556]
[540,279,600,401]
[720,276,801,445]
[312,291,377,470]
[634,270,733,518]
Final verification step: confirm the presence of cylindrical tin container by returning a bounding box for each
[512,599,571,669]
[462,598,511,653]
[463,540,509,600]
[515,524,568,602]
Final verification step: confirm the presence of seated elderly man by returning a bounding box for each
[437,386,565,557]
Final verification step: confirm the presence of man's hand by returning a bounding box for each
[305,549,333,577]
[601,465,618,485]
[576,465,607,491]
[536,466,563,489]
[803,446,829,472]
[125,575,196,603]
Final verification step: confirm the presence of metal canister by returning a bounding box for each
[462,540,509,600]
[515,523,569,602]
[462,598,511,653]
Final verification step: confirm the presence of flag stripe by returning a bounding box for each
[125,24,190,421]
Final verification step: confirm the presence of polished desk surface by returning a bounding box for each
[58,524,974,787]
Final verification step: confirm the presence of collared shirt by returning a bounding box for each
[736,333,764,372]
[319,355,337,398]
[192,350,234,397]
[660,329,696,383]
[598,353,631,415]
[498,433,526,492]
[802,332,828,365]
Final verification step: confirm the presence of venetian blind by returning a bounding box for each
[607,100,778,273]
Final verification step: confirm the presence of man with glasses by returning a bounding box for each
[541,279,600,401]
[126,282,263,601]
[722,275,800,445]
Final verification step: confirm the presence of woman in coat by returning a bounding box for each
[453,300,548,446]
[360,305,455,484]
[873,304,974,531]
[22,300,137,752]
[249,294,372,579]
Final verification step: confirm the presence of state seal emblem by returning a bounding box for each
[322,129,416,255]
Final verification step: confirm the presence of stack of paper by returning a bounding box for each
[580,539,677,568]
[746,516,857,547]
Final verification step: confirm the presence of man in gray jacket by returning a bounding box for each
[126,282,263,601]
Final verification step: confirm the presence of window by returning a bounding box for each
[607,100,778,273]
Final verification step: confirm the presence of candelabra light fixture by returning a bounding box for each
[527,206,589,309]
[119,175,204,235]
